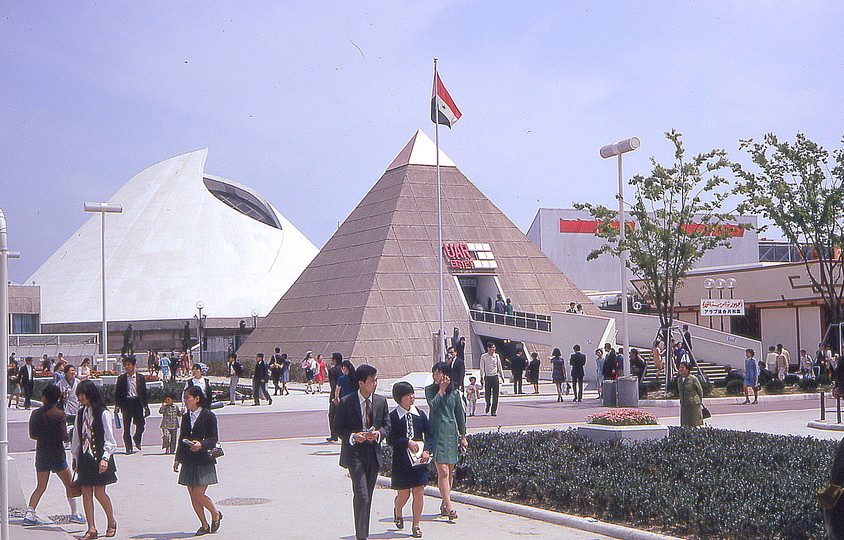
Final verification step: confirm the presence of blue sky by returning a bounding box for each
[2,1,843,282]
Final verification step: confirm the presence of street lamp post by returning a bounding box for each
[600,137,640,367]
[196,301,204,365]
[84,202,123,371]
[251,309,259,329]
[715,278,726,332]
[703,278,715,329]
[1,209,21,540]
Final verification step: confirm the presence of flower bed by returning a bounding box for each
[587,408,658,426]
[381,428,834,539]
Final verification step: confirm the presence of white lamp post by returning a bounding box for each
[195,301,204,365]
[600,137,640,367]
[84,202,123,370]
[251,309,259,329]
[1,209,21,540]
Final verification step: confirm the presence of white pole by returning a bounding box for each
[618,153,630,369]
[435,58,445,363]
[101,211,108,371]
[1,208,10,540]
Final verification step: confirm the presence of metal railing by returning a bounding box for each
[469,309,551,332]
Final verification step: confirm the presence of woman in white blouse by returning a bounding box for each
[71,380,118,539]
[77,357,92,380]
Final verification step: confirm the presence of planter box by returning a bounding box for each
[99,376,118,385]
[147,380,163,389]
[577,423,669,444]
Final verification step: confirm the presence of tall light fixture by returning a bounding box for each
[196,301,204,365]
[1,209,20,540]
[600,137,640,368]
[84,203,123,371]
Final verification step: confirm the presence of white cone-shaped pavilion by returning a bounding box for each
[29,149,318,323]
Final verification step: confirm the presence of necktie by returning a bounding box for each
[82,408,94,456]
[406,412,414,440]
[364,398,372,429]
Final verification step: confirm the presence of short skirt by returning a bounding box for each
[76,453,117,486]
[280,369,290,383]
[178,463,218,487]
[744,376,758,387]
[305,369,315,380]
[35,455,68,473]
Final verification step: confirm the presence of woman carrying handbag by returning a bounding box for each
[174,386,223,536]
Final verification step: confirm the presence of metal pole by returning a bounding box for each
[821,391,826,421]
[101,211,108,371]
[618,153,629,369]
[434,58,445,364]
[1,209,10,540]
[837,395,841,424]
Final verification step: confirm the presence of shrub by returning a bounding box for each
[783,374,801,386]
[647,379,663,392]
[381,428,833,539]
[758,370,773,386]
[665,377,679,396]
[798,378,820,392]
[713,377,728,387]
[766,378,786,394]
[638,383,650,398]
[701,381,714,397]
[725,379,744,396]
[725,370,744,382]
[586,408,658,426]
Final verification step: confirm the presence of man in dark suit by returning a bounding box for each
[326,352,344,442]
[447,346,466,393]
[115,356,150,454]
[252,353,272,406]
[333,364,390,540]
[510,348,527,394]
[602,343,619,381]
[19,356,35,409]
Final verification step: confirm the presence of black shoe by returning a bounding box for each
[195,525,210,536]
[125,448,135,455]
[210,511,222,533]
[268,399,273,405]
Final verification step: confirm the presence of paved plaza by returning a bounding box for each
[5,381,842,539]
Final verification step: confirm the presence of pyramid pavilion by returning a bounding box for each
[238,130,598,375]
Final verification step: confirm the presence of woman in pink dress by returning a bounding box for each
[315,354,327,393]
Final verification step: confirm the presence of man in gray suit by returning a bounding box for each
[333,364,390,540]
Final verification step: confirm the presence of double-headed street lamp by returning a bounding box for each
[84,203,123,371]
[600,137,640,366]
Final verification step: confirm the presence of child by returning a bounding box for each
[465,376,481,417]
[388,382,430,538]
[159,393,182,454]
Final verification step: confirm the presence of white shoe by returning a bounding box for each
[69,514,87,524]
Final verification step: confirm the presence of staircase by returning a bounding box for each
[637,350,728,387]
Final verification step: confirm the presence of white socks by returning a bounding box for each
[67,497,79,514]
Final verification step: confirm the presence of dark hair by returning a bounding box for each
[123,355,137,365]
[257,353,264,359]
[76,380,106,415]
[275,347,280,353]
[355,364,377,385]
[9,359,17,366]
[41,384,62,406]
[332,352,343,364]
[552,348,562,356]
[432,361,452,377]
[184,386,204,401]
[281,353,287,360]
[228,353,237,360]
[630,348,639,358]
[82,357,91,365]
[392,381,414,403]
[25,356,33,363]
[486,342,495,349]
[531,352,539,359]
[192,363,203,371]
[769,345,776,352]
[746,348,755,355]
[572,345,580,352]
[64,363,75,373]
[164,392,177,401]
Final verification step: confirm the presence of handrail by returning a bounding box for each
[469,309,552,332]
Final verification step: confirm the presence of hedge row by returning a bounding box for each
[33,379,203,405]
[382,428,835,539]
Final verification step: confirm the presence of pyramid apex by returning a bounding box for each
[386,129,456,171]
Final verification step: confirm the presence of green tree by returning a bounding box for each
[576,130,746,355]
[734,133,844,326]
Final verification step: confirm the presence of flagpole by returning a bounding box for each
[434,58,445,364]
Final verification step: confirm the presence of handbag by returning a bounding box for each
[701,404,711,419]
[209,445,224,459]
[818,484,844,510]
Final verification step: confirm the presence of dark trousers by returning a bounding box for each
[253,380,271,405]
[327,395,338,440]
[23,384,33,409]
[484,375,500,415]
[121,398,145,451]
[572,376,584,401]
[512,370,523,394]
[348,457,378,539]
[164,427,178,454]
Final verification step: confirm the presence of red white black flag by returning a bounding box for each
[431,70,462,128]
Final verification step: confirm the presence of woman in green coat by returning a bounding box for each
[425,362,468,521]
[677,362,704,427]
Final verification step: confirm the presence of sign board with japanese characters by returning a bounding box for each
[700,299,745,316]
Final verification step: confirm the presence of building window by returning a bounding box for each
[12,314,38,334]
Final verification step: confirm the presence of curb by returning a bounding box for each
[807,420,844,431]
[640,392,821,408]
[375,476,684,540]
